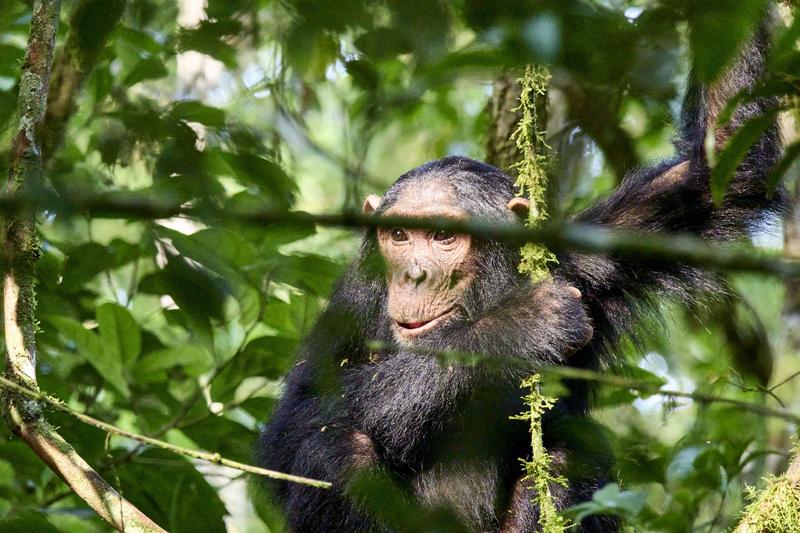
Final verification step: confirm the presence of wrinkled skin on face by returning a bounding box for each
[371,183,472,340]
[365,182,531,342]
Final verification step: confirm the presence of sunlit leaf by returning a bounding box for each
[50,316,130,397]
[97,302,142,367]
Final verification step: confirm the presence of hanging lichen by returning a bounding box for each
[511,65,558,283]
[511,375,569,533]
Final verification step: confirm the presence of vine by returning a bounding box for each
[511,375,569,532]
[511,64,557,283]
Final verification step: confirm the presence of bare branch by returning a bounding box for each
[0,375,332,489]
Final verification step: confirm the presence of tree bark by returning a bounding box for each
[486,72,525,175]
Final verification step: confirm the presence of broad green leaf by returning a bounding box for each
[132,345,213,382]
[123,56,169,86]
[50,316,130,397]
[180,415,257,464]
[710,110,779,205]
[115,449,227,533]
[97,303,142,367]
[177,19,242,68]
[565,484,648,522]
[220,151,296,207]
[688,0,767,83]
[767,139,800,196]
[60,239,144,291]
[666,445,723,490]
[0,44,23,77]
[0,460,14,488]
[211,336,298,402]
[170,100,226,127]
[0,512,59,533]
[116,26,163,55]
[270,254,343,296]
[139,255,229,323]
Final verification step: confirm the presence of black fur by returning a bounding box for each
[255,20,785,533]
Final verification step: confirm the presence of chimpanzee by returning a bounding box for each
[255,19,784,533]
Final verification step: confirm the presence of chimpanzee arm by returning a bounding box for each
[555,20,785,352]
[437,281,593,367]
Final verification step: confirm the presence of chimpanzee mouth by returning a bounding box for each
[395,307,456,335]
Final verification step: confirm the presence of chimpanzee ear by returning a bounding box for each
[507,197,530,220]
[363,194,383,214]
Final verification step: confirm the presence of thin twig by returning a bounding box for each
[0,375,332,489]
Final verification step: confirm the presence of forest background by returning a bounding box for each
[2,0,800,531]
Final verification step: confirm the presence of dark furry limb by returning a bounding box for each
[558,20,785,361]
[255,17,784,533]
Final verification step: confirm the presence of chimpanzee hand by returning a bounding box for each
[531,280,593,356]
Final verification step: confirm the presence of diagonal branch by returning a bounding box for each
[2,2,163,530]
[0,375,332,489]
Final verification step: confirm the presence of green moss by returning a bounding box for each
[739,475,800,532]
[511,65,557,283]
[511,375,569,533]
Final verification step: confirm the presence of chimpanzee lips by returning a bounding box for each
[395,307,455,334]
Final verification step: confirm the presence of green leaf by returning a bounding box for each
[565,484,648,522]
[211,336,297,402]
[139,255,229,323]
[270,254,343,296]
[710,110,779,205]
[666,445,723,490]
[178,19,242,68]
[116,26,163,55]
[688,0,767,83]
[220,151,296,207]
[60,239,144,291]
[132,345,213,382]
[170,100,226,127]
[50,316,130,397]
[767,139,800,196]
[123,56,169,86]
[115,449,227,533]
[97,303,142,367]
[0,460,14,488]
[0,44,24,77]
[0,512,59,533]
[180,416,257,464]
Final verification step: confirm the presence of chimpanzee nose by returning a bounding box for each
[406,264,427,286]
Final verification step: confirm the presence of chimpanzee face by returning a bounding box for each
[364,180,529,343]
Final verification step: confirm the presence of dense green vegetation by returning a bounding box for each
[1,0,800,531]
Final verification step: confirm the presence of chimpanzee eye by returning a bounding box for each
[433,230,455,243]
[390,228,409,242]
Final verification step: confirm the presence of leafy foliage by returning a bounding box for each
[1,0,799,531]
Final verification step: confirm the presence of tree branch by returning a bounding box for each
[0,190,797,278]
[2,2,163,530]
[0,375,332,489]
[485,72,526,174]
[42,0,126,162]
